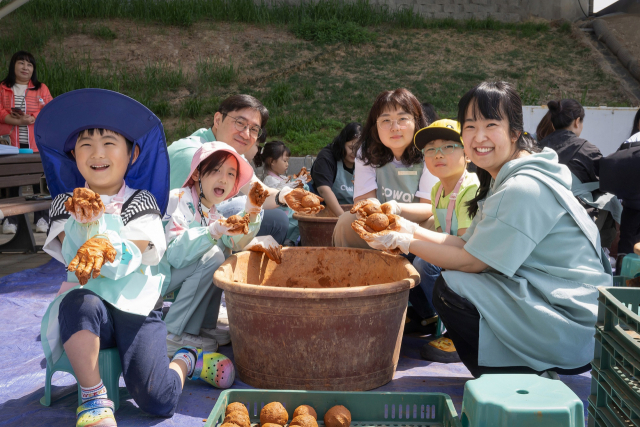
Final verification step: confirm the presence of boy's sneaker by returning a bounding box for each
[167,332,217,357]
[2,220,16,234]
[76,398,117,426]
[35,218,48,233]
[200,327,231,346]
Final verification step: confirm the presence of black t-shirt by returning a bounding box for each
[539,130,602,184]
[311,145,354,188]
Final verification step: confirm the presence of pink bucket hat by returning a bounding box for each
[183,141,254,201]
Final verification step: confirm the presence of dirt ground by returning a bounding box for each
[602,13,640,63]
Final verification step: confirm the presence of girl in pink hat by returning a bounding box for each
[160,141,277,356]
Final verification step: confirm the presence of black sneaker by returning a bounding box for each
[420,335,461,363]
[404,307,438,335]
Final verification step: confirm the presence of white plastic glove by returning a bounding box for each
[381,200,401,215]
[208,219,246,240]
[395,216,419,235]
[65,188,105,224]
[278,186,294,205]
[362,230,412,255]
[244,236,283,264]
[245,181,268,215]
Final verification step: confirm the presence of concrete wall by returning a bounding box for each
[279,0,588,22]
[368,0,587,22]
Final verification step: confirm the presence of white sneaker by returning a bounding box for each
[200,327,231,346]
[2,221,17,234]
[166,332,218,357]
[35,218,48,233]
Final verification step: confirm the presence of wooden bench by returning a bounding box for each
[0,153,51,253]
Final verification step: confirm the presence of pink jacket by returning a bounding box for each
[0,81,53,151]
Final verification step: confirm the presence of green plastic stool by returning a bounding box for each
[620,253,640,279]
[460,374,584,427]
[40,347,122,411]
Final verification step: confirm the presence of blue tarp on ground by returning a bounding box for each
[0,258,592,426]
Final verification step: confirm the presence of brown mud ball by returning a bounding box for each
[221,423,242,427]
[365,213,390,232]
[301,194,319,208]
[324,405,351,427]
[224,411,251,427]
[290,414,318,427]
[260,402,288,426]
[293,405,317,420]
[226,402,249,416]
[261,424,283,427]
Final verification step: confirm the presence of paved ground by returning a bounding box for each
[0,222,50,278]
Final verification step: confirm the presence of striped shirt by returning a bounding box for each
[13,84,28,149]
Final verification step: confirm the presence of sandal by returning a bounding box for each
[76,398,117,427]
[191,347,235,389]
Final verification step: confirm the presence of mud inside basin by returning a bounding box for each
[293,204,352,246]
[213,247,419,391]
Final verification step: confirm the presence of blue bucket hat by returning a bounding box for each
[34,89,170,215]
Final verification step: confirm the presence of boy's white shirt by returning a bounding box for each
[353,149,438,200]
[44,185,166,266]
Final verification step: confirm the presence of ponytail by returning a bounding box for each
[547,99,584,130]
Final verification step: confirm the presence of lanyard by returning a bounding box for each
[434,170,466,235]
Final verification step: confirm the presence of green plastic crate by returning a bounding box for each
[589,287,640,427]
[205,390,461,427]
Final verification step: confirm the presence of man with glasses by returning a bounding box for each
[168,94,291,246]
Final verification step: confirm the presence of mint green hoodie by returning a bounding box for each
[168,128,215,190]
[442,148,611,371]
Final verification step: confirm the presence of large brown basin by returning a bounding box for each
[213,247,419,391]
[293,204,352,246]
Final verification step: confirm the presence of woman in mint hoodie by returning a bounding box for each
[355,81,612,377]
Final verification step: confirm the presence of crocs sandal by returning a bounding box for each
[420,336,461,363]
[76,398,117,427]
[185,347,236,389]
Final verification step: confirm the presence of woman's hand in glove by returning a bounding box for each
[281,187,324,214]
[65,188,105,223]
[245,181,268,215]
[351,220,412,255]
[67,237,117,285]
[245,236,283,264]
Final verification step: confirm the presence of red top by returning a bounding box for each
[0,81,53,151]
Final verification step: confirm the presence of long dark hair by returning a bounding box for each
[2,51,41,89]
[357,88,427,168]
[632,108,640,137]
[536,111,555,142]
[421,102,440,125]
[547,99,585,130]
[254,140,290,170]
[330,122,362,161]
[459,81,539,218]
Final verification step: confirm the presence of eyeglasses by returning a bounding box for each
[376,117,413,130]
[225,114,263,138]
[424,143,463,157]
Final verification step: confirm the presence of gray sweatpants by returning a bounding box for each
[163,244,226,336]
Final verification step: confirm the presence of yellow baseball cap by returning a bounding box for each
[414,119,463,150]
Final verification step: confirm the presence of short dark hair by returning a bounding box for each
[330,122,362,161]
[254,140,290,169]
[547,99,585,130]
[357,88,427,168]
[2,51,42,90]
[76,128,134,153]
[217,94,269,128]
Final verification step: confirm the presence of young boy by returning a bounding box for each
[410,119,479,363]
[36,89,233,427]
